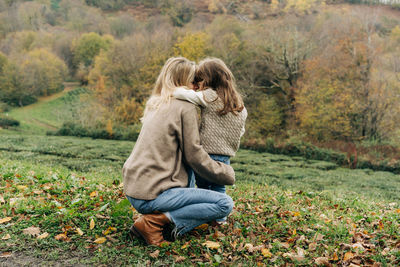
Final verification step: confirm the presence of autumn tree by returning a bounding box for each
[295,10,400,141]
[88,29,174,124]
[173,32,211,62]
[21,48,67,96]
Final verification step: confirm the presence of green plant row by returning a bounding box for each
[48,121,141,141]
[242,138,400,174]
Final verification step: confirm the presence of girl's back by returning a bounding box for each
[200,88,247,157]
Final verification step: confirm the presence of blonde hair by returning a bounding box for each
[196,57,244,116]
[142,57,195,120]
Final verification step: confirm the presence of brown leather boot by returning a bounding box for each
[131,213,171,246]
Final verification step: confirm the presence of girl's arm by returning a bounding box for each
[173,87,208,107]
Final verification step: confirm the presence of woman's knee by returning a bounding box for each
[218,195,234,216]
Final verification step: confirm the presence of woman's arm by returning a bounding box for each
[178,104,235,185]
[173,87,208,107]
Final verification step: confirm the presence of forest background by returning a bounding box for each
[0,0,399,170]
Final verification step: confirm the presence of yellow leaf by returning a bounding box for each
[293,229,297,235]
[293,211,301,217]
[103,226,117,235]
[76,228,84,236]
[396,209,400,214]
[181,242,190,249]
[90,219,95,230]
[0,217,12,224]
[343,251,354,261]
[94,237,107,244]
[202,240,220,249]
[261,248,272,258]
[16,185,27,191]
[195,224,209,230]
[90,191,98,198]
[1,234,11,240]
[37,232,49,239]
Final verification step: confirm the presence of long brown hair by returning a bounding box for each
[196,58,244,116]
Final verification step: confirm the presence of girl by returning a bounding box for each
[173,57,247,223]
[123,57,235,246]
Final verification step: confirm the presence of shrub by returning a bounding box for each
[0,116,20,128]
[0,102,10,112]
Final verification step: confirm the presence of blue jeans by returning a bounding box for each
[126,187,233,236]
[188,154,230,222]
[195,154,230,194]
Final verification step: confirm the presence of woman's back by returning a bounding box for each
[123,99,235,200]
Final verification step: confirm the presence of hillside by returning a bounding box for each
[1,84,85,135]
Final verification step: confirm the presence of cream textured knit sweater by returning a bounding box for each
[173,88,247,157]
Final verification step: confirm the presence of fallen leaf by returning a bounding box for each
[245,243,254,253]
[55,233,68,241]
[343,251,354,261]
[37,232,49,239]
[2,234,11,240]
[315,257,329,265]
[283,252,305,261]
[173,255,185,263]
[281,242,290,249]
[352,243,364,250]
[103,226,117,235]
[195,224,208,230]
[396,209,400,214]
[261,248,272,258]
[0,195,4,203]
[90,191,98,198]
[332,252,339,261]
[181,242,190,249]
[149,249,160,258]
[90,218,95,230]
[202,240,220,249]
[0,252,12,258]
[297,247,306,257]
[94,237,107,244]
[23,226,40,236]
[76,228,84,236]
[378,221,384,230]
[309,242,317,251]
[315,233,324,241]
[0,217,12,224]
[16,185,27,191]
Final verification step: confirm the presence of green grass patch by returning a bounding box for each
[0,135,399,265]
[2,87,88,135]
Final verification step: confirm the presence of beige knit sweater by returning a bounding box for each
[122,98,235,200]
[173,88,247,157]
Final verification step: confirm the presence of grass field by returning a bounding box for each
[0,134,399,265]
[1,88,399,265]
[3,85,85,135]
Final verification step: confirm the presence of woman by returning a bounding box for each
[123,57,235,246]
